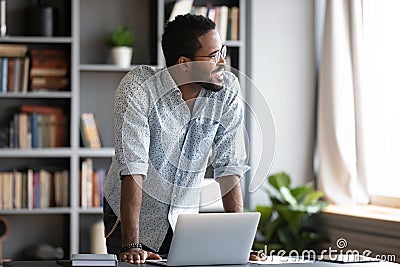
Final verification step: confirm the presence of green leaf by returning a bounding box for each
[275,205,308,236]
[268,172,291,189]
[256,205,273,232]
[291,185,314,201]
[279,187,298,206]
[264,217,283,242]
[108,26,134,47]
[301,190,325,205]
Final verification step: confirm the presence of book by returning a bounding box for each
[71,254,118,266]
[21,57,30,93]
[20,105,65,147]
[216,6,229,44]
[169,0,194,21]
[30,68,68,77]
[0,44,28,57]
[230,7,239,41]
[80,113,102,148]
[30,48,68,70]
[30,76,69,91]
[1,57,8,93]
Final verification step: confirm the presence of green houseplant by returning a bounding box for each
[254,172,328,253]
[107,26,135,67]
[107,26,134,47]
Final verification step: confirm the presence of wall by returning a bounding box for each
[247,0,316,208]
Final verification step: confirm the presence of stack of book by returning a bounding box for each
[80,158,106,209]
[70,254,118,266]
[0,44,30,93]
[29,48,69,92]
[8,105,67,148]
[0,168,69,210]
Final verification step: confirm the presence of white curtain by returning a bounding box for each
[317,0,369,204]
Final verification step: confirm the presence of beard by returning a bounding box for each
[198,81,223,92]
[190,64,225,92]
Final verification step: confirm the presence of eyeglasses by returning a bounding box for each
[194,46,227,63]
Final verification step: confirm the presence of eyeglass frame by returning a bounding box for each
[192,46,227,63]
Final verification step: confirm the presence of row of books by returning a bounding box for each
[7,105,67,148]
[168,1,240,43]
[193,5,240,43]
[80,158,106,208]
[0,169,70,210]
[0,44,69,93]
[0,56,30,93]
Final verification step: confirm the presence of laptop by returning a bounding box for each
[146,212,260,266]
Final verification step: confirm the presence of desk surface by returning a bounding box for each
[3,260,400,267]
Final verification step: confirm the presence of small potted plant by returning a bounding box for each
[107,26,135,67]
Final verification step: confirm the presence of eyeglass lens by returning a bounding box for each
[215,46,227,62]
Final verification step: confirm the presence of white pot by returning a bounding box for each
[111,46,133,67]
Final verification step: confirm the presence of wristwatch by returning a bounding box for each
[120,242,142,253]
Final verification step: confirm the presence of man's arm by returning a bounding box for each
[218,175,243,213]
[120,174,143,248]
[120,174,162,264]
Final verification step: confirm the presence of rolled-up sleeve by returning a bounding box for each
[212,78,251,179]
[114,69,151,178]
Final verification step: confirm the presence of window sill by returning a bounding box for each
[323,204,400,223]
[318,204,400,262]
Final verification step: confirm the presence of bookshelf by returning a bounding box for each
[0,0,247,260]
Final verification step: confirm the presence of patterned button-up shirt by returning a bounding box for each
[104,65,250,251]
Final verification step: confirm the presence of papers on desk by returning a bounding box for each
[249,256,313,264]
[71,254,118,266]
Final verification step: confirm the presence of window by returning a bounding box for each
[363,0,400,200]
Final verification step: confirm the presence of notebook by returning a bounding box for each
[146,212,260,266]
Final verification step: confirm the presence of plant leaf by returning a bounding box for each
[256,205,273,233]
[291,185,314,202]
[301,190,325,205]
[268,172,291,189]
[279,187,298,206]
[275,205,308,236]
[264,217,283,242]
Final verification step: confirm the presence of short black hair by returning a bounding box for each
[162,13,216,67]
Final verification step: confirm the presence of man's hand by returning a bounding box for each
[120,248,162,264]
[249,250,267,261]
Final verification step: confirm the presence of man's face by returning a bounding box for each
[188,30,226,92]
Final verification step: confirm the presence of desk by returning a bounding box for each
[3,260,400,267]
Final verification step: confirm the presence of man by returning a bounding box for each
[103,14,259,264]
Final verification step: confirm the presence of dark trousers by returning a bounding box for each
[103,198,173,257]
